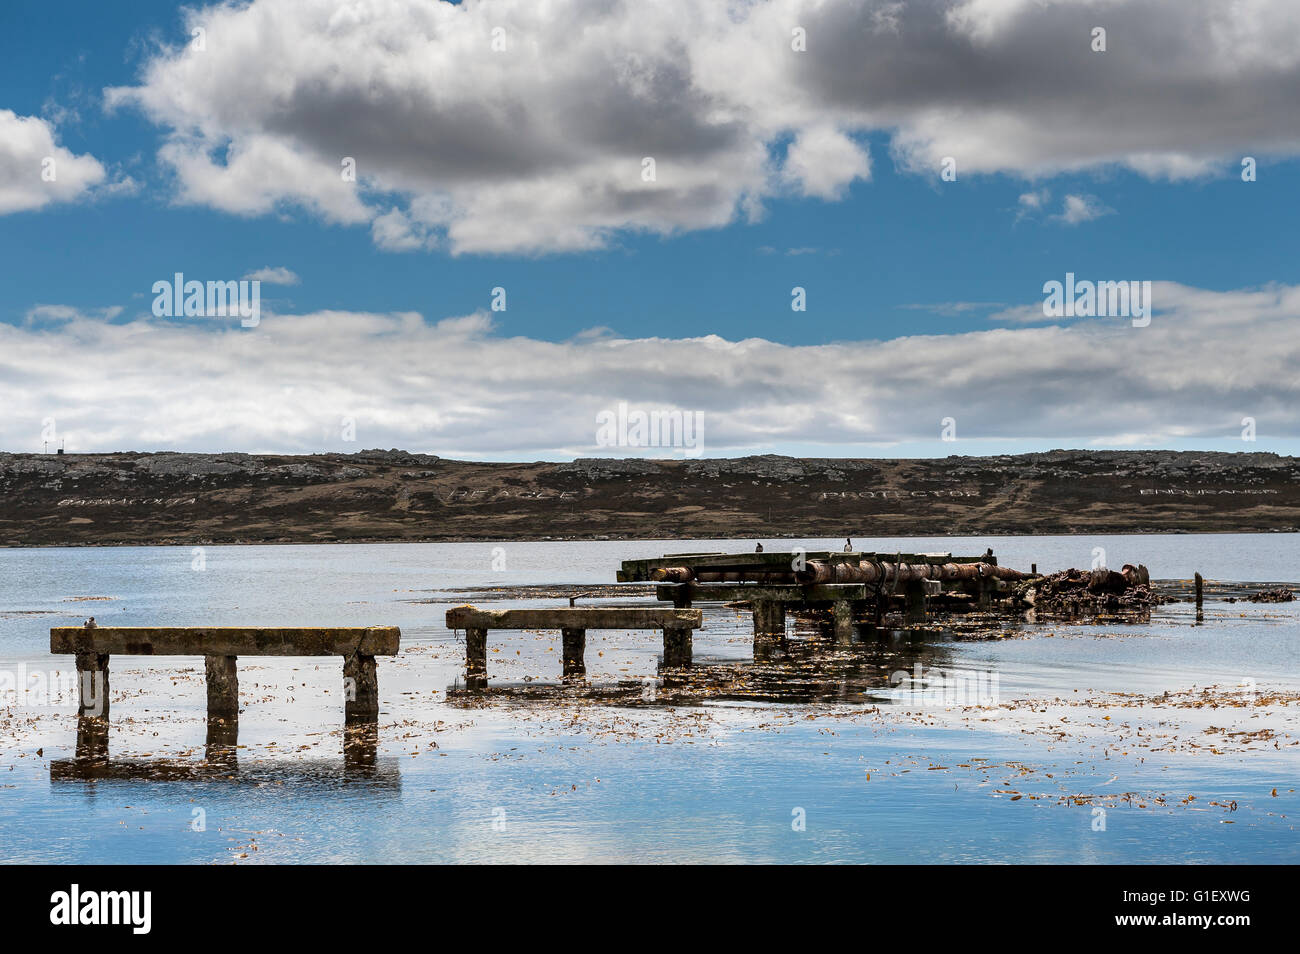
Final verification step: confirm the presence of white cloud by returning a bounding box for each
[23,304,123,325]
[3,282,1299,454]
[1018,189,1049,211]
[243,266,300,285]
[370,208,437,253]
[1055,193,1113,225]
[103,0,1300,254]
[0,109,107,214]
[781,126,871,199]
[902,301,1005,317]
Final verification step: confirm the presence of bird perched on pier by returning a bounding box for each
[755,542,763,552]
[843,538,853,552]
[85,617,96,628]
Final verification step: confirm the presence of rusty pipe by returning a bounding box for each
[659,560,1029,586]
[651,567,694,583]
[1121,563,1150,587]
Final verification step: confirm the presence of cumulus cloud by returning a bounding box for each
[1017,188,1049,211]
[781,125,871,199]
[0,109,107,214]
[23,304,123,325]
[1054,193,1113,225]
[103,0,1300,254]
[242,266,300,285]
[901,301,1004,317]
[2,282,1297,454]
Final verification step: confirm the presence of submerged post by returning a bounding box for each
[75,652,109,718]
[561,627,587,678]
[204,654,239,719]
[205,715,239,768]
[752,600,787,660]
[1194,572,1203,609]
[344,653,379,720]
[904,580,928,624]
[75,715,109,762]
[662,626,692,667]
[465,627,488,690]
[831,600,855,645]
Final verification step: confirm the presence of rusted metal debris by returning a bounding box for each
[1016,566,1166,612]
[645,557,1027,586]
[1228,587,1295,603]
[793,560,1027,586]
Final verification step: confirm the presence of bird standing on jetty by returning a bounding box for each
[843,538,853,552]
[755,542,763,552]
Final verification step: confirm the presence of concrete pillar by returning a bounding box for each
[204,654,239,719]
[343,722,378,776]
[344,653,379,721]
[832,600,855,645]
[561,627,587,678]
[752,601,787,635]
[752,601,787,661]
[465,627,488,690]
[662,626,692,667]
[904,581,928,624]
[851,601,875,640]
[74,651,109,718]
[671,587,693,609]
[205,715,238,768]
[75,714,109,762]
[977,579,994,610]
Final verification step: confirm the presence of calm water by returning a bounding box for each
[1,535,1297,864]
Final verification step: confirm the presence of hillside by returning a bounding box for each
[1,449,1296,546]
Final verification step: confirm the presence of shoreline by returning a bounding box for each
[2,528,1299,551]
[4,449,1300,547]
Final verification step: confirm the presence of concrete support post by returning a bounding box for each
[205,714,239,767]
[465,627,488,690]
[204,654,239,719]
[832,600,855,645]
[752,600,787,661]
[74,652,109,718]
[343,722,379,776]
[671,587,693,609]
[904,581,928,624]
[561,627,587,678]
[663,627,692,667]
[977,579,994,610]
[344,653,379,721]
[75,715,109,761]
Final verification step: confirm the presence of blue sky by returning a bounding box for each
[2,0,1299,458]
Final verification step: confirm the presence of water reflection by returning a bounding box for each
[51,714,399,788]
[447,626,969,706]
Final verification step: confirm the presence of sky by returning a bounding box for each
[1,0,1299,460]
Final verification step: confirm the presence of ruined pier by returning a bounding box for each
[620,549,1034,655]
[446,606,703,689]
[49,624,402,724]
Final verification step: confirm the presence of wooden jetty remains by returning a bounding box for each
[619,549,1033,655]
[49,623,402,722]
[446,606,703,689]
